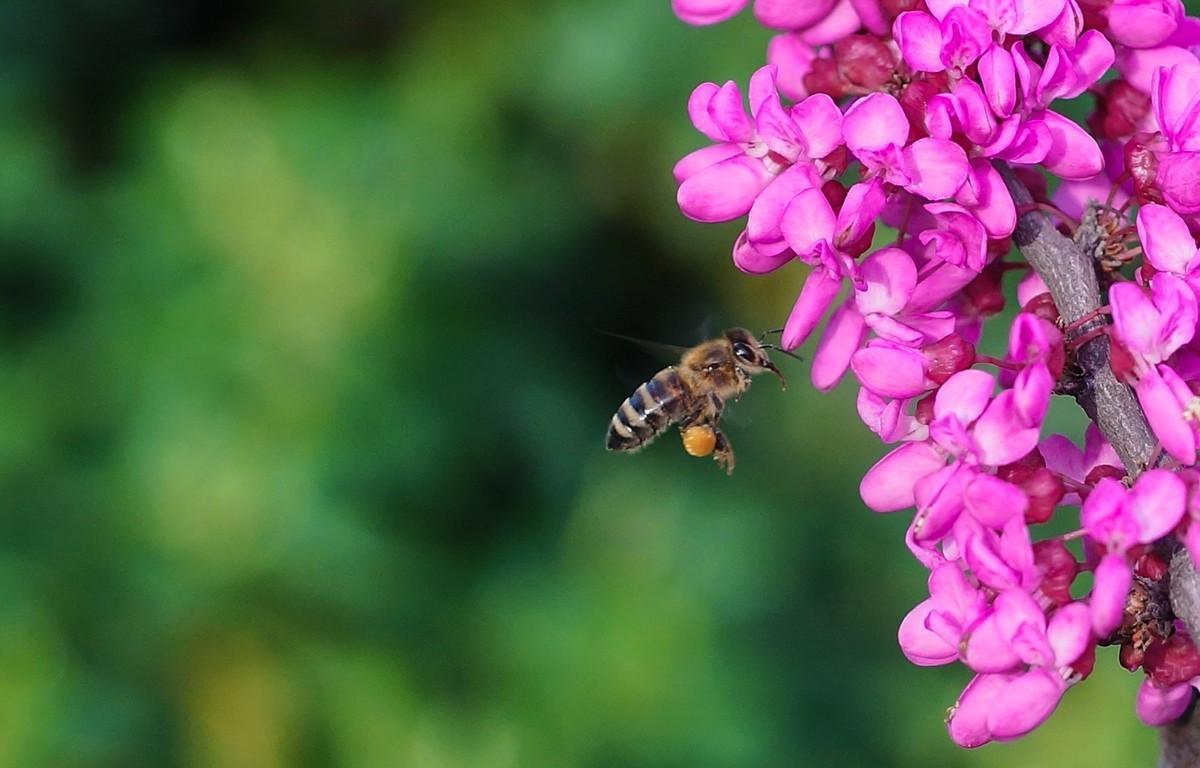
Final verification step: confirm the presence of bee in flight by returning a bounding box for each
[605,328,789,474]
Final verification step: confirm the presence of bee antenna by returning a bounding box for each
[758,328,784,341]
[760,343,804,363]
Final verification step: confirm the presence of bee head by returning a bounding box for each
[725,328,787,389]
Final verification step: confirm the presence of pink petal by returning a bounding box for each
[978,44,1017,118]
[754,0,837,29]
[898,598,959,665]
[963,529,1021,590]
[962,611,1024,673]
[782,267,843,349]
[860,441,945,512]
[850,0,890,34]
[1129,468,1188,542]
[912,462,972,543]
[939,6,991,70]
[795,0,864,44]
[677,155,772,222]
[1155,60,1200,146]
[1038,0,1082,46]
[934,369,995,425]
[748,64,780,117]
[1091,551,1132,636]
[766,33,815,100]
[963,474,1027,528]
[746,162,822,254]
[857,247,917,315]
[991,118,1052,165]
[781,188,838,256]
[812,302,867,391]
[1110,281,1164,358]
[948,673,1011,747]
[1081,477,1133,544]
[843,92,908,153]
[1135,366,1197,464]
[852,342,932,398]
[672,0,750,25]
[985,669,1066,740]
[1108,0,1182,49]
[835,179,887,248]
[1061,31,1116,99]
[1045,602,1091,667]
[894,11,946,72]
[858,389,898,441]
[1119,46,1199,95]
[903,138,969,199]
[1012,361,1052,425]
[792,94,844,158]
[949,79,998,144]
[1152,274,1198,353]
[973,390,1042,466]
[1012,0,1068,35]
[1158,152,1200,214]
[672,143,744,184]
[1137,679,1193,725]
[732,232,794,274]
[1041,110,1104,180]
[1138,203,1200,275]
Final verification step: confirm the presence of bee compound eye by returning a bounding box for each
[733,342,755,363]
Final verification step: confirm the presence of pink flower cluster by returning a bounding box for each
[672,0,1200,748]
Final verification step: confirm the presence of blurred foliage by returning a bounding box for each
[0,0,1159,766]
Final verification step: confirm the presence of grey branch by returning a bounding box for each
[996,163,1200,766]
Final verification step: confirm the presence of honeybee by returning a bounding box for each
[605,328,787,474]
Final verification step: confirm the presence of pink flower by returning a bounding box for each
[1082,471,1188,633]
[898,561,988,666]
[1110,276,1196,367]
[675,67,844,224]
[857,389,928,443]
[672,0,749,25]
[925,0,1067,38]
[666,0,1200,746]
[843,93,969,200]
[1107,0,1184,49]
[1150,61,1200,214]
[1040,425,1123,505]
[861,441,947,512]
[894,7,992,74]
[1137,203,1200,288]
[1110,276,1200,461]
[803,246,960,390]
[928,364,1051,468]
[947,593,1090,745]
[1137,678,1194,725]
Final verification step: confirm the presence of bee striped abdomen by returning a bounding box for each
[606,368,686,451]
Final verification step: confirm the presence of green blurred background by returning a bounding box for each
[0,1,1158,766]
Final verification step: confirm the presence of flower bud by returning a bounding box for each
[1083,463,1127,487]
[1134,551,1169,581]
[1090,80,1150,140]
[962,261,1007,318]
[1022,292,1060,325]
[1125,132,1162,198]
[1033,539,1078,607]
[833,35,896,93]
[924,333,977,385]
[1145,634,1200,686]
[1107,330,1139,384]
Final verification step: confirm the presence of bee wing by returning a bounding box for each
[601,330,690,362]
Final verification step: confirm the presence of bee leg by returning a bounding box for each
[697,392,734,474]
[710,426,735,475]
[681,392,734,473]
